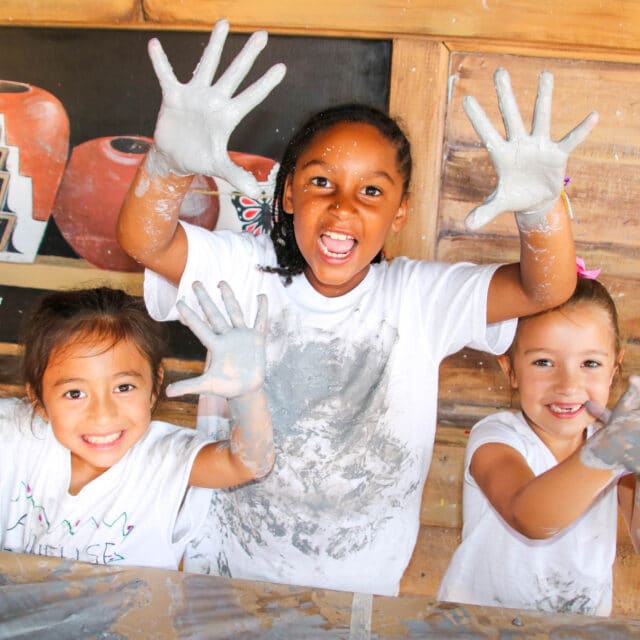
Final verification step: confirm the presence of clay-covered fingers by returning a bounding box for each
[530,70,553,138]
[191,19,230,87]
[611,375,640,418]
[462,96,504,152]
[582,375,640,474]
[191,281,234,334]
[214,28,269,96]
[494,67,527,140]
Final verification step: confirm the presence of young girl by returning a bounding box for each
[116,20,598,595]
[0,282,273,569]
[437,271,639,615]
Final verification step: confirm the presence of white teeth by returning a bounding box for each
[324,230,353,240]
[85,432,122,444]
[549,404,581,413]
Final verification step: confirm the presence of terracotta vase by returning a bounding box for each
[52,136,220,272]
[0,80,70,221]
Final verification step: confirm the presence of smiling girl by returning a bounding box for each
[438,271,639,615]
[0,283,273,569]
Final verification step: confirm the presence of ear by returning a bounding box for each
[26,384,49,421]
[282,174,295,215]
[497,353,518,389]
[151,365,165,409]
[390,195,409,233]
[611,348,625,385]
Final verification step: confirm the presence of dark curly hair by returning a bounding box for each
[264,103,412,284]
[21,287,167,406]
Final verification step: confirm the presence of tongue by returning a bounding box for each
[322,234,355,254]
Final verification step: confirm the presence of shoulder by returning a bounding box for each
[467,411,529,456]
[183,223,275,262]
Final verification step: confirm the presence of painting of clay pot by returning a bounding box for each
[0,80,70,222]
[52,141,278,272]
[52,135,220,272]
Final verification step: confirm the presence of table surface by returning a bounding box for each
[1,552,639,639]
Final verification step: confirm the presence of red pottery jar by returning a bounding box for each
[0,80,70,221]
[52,135,220,272]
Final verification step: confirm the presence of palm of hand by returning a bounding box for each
[199,327,266,399]
[165,281,269,400]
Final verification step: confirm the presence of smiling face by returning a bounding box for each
[499,302,622,457]
[282,122,408,297]
[35,335,158,493]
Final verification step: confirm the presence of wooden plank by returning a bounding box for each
[3,551,639,638]
[0,256,143,295]
[0,0,142,24]
[385,38,449,261]
[141,0,640,54]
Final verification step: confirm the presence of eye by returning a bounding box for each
[582,359,601,369]
[310,176,331,188]
[64,389,85,400]
[115,383,136,393]
[363,185,382,197]
[532,358,552,367]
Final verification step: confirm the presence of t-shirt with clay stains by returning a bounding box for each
[437,410,619,615]
[144,222,516,595]
[0,397,212,569]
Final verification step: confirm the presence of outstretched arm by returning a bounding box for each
[464,68,598,323]
[472,377,640,539]
[167,281,274,487]
[117,20,286,285]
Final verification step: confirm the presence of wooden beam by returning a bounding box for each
[385,37,448,260]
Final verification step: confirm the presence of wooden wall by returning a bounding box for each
[1,0,639,618]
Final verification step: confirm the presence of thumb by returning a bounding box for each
[464,200,501,230]
[584,400,611,425]
[165,374,211,398]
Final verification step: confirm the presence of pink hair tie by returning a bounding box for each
[576,257,601,279]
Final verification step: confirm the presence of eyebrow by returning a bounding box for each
[523,348,611,357]
[299,159,396,184]
[51,371,145,388]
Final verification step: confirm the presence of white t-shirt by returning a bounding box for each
[0,397,212,570]
[144,223,516,595]
[437,411,619,616]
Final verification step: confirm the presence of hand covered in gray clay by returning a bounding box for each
[165,280,268,399]
[146,19,286,197]
[462,68,598,231]
[583,375,640,474]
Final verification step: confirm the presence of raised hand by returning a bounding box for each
[463,68,598,231]
[583,375,640,474]
[146,19,286,197]
[165,280,268,399]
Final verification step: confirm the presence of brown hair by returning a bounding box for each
[510,276,622,357]
[21,287,166,405]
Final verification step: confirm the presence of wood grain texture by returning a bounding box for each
[0,0,142,24]
[385,38,448,261]
[140,0,640,54]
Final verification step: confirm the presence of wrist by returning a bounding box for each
[515,196,565,233]
[144,144,194,179]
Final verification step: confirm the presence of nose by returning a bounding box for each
[553,365,581,395]
[330,191,357,216]
[88,391,118,425]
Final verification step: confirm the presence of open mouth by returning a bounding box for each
[319,230,356,258]
[83,431,124,446]
[548,403,583,417]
